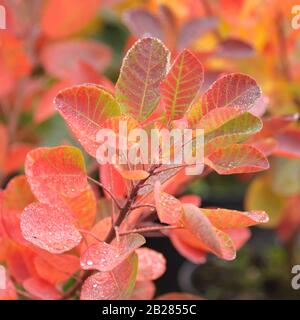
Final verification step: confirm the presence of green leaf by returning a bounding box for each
[115,37,170,121]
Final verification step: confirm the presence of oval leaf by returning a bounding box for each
[136,247,166,281]
[20,202,82,254]
[115,37,170,121]
[80,254,138,300]
[154,181,183,225]
[25,146,87,204]
[80,234,145,272]
[205,144,269,174]
[54,84,121,157]
[160,49,203,121]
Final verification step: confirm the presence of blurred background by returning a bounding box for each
[0,0,300,299]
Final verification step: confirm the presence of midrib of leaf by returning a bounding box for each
[169,53,184,121]
[139,42,155,119]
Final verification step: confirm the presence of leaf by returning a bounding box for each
[201,208,268,229]
[119,170,150,181]
[187,73,261,125]
[205,144,269,174]
[179,195,201,207]
[0,33,31,98]
[80,234,145,272]
[130,281,156,300]
[80,254,138,300]
[199,107,262,153]
[245,174,284,228]
[115,37,170,121]
[1,175,36,245]
[123,9,164,41]
[41,40,111,80]
[20,202,82,254]
[154,181,183,225]
[54,84,121,157]
[0,267,17,300]
[169,229,207,264]
[25,146,87,205]
[176,17,218,50]
[160,49,203,121]
[275,129,300,159]
[34,253,79,285]
[23,278,61,300]
[182,204,236,260]
[136,247,166,281]
[64,186,97,230]
[41,0,100,39]
[34,80,71,123]
[100,164,127,199]
[216,39,254,58]
[277,196,300,242]
[2,143,33,175]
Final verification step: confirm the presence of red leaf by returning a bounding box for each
[34,253,79,285]
[205,144,269,174]
[80,254,138,300]
[182,203,236,260]
[25,146,87,205]
[179,195,201,207]
[0,32,31,97]
[154,181,183,225]
[41,40,111,80]
[1,175,35,245]
[275,128,300,159]
[201,208,269,229]
[115,37,170,121]
[41,0,100,39]
[161,49,203,121]
[136,247,166,281]
[277,196,300,242]
[23,278,61,300]
[34,80,71,123]
[188,73,261,125]
[130,281,156,300]
[54,84,121,157]
[80,234,145,272]
[65,186,97,230]
[100,164,127,199]
[20,202,82,254]
[216,39,254,58]
[169,229,207,264]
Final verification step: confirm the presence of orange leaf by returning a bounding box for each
[160,49,203,121]
[205,144,269,174]
[154,181,183,225]
[41,0,100,39]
